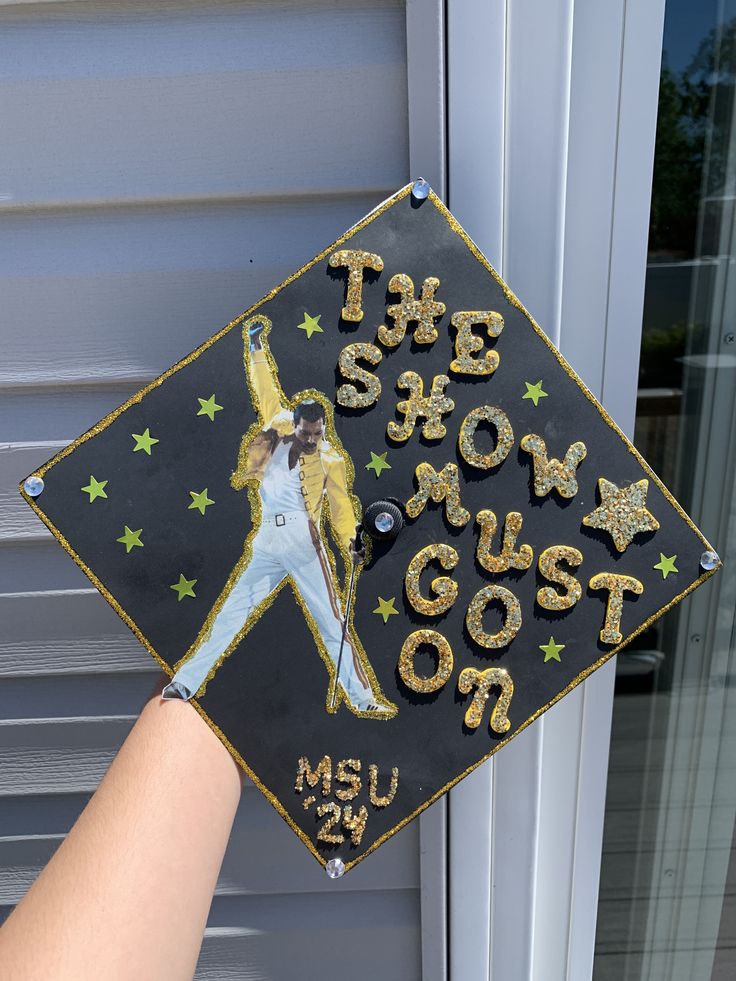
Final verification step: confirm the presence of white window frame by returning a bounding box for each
[407,0,667,976]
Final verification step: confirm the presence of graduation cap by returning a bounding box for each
[21,182,721,876]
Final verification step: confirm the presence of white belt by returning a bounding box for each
[262,510,307,527]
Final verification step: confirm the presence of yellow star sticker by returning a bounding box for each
[582,477,660,553]
[366,451,391,477]
[522,380,548,407]
[188,488,214,515]
[171,574,197,601]
[116,526,143,553]
[653,553,678,579]
[197,395,223,421]
[81,475,108,502]
[297,312,324,338]
[540,636,565,663]
[131,428,159,455]
[373,596,399,623]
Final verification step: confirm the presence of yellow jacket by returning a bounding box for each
[231,350,358,553]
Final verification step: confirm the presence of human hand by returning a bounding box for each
[248,320,265,351]
[349,524,365,566]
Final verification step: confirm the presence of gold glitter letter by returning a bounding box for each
[328,249,384,322]
[295,755,332,796]
[368,764,399,807]
[387,371,454,442]
[378,273,446,347]
[537,545,583,611]
[316,802,344,844]
[466,585,522,649]
[405,543,460,616]
[475,510,533,573]
[589,572,644,645]
[450,311,504,375]
[398,630,454,693]
[458,405,514,470]
[520,434,587,499]
[336,342,382,408]
[457,667,513,733]
[405,462,471,528]
[335,759,362,801]
[342,805,369,845]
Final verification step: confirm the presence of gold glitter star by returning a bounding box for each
[188,488,214,515]
[653,553,678,579]
[297,312,324,338]
[522,380,548,407]
[131,428,158,455]
[540,636,565,663]
[116,526,143,553]
[373,596,399,623]
[582,477,660,553]
[366,451,391,477]
[170,574,197,601]
[81,475,108,502]
[197,395,223,421]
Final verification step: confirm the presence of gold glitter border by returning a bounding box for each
[19,182,722,874]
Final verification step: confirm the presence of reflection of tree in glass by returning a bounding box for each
[649,17,735,258]
[649,62,703,257]
[639,322,687,388]
[687,17,736,206]
[636,19,735,501]
[640,18,735,391]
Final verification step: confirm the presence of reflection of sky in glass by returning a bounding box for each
[663,0,718,71]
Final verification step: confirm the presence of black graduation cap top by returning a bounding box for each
[21,183,721,875]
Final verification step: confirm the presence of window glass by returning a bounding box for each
[593,1,736,978]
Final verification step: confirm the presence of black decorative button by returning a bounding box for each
[362,499,404,541]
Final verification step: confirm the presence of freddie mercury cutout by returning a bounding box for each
[162,314,397,719]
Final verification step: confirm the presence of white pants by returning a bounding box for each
[172,511,373,704]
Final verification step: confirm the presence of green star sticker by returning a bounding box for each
[131,428,159,455]
[188,488,214,515]
[373,596,399,623]
[653,553,678,579]
[197,394,223,421]
[366,451,391,477]
[117,526,143,553]
[171,574,197,601]
[540,636,565,663]
[81,475,108,502]
[523,380,548,407]
[297,312,324,339]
